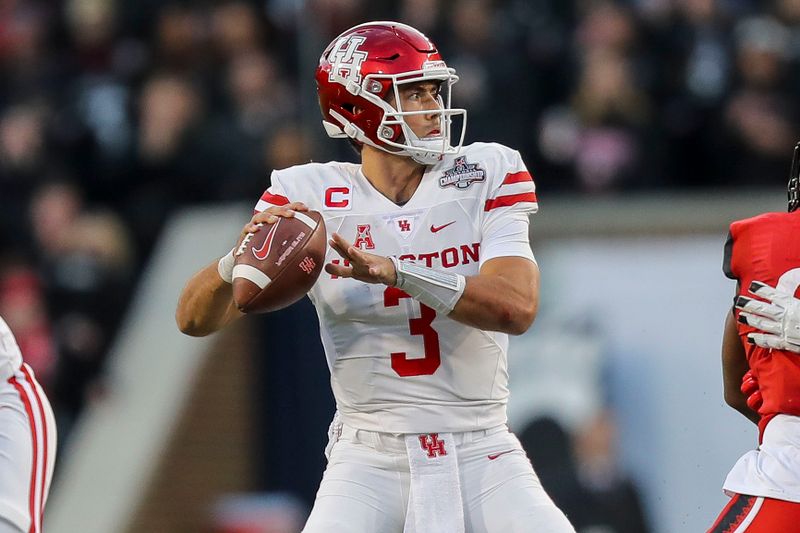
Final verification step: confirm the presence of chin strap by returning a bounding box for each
[403,126,449,165]
[328,109,390,153]
[327,109,446,165]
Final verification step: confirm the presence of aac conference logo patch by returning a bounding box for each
[439,156,486,189]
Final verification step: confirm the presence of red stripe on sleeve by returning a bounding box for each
[22,365,48,530]
[9,376,38,533]
[484,192,538,211]
[260,192,289,206]
[502,171,533,185]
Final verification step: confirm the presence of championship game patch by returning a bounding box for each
[439,156,486,189]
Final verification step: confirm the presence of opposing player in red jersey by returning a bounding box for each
[177,21,574,533]
[707,142,800,532]
[0,316,56,533]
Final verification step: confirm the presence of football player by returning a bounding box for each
[0,316,57,533]
[177,21,574,533]
[177,22,574,533]
[706,142,800,532]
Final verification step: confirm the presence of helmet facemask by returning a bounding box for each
[372,68,467,165]
[325,66,466,165]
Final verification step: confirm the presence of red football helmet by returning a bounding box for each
[316,21,466,165]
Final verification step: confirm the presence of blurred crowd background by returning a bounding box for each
[0,0,798,530]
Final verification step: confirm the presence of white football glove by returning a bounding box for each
[736,281,800,354]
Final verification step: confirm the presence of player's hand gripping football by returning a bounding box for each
[240,201,310,241]
[218,201,311,284]
[736,281,800,354]
[325,233,397,286]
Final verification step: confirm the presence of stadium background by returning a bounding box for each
[0,0,796,531]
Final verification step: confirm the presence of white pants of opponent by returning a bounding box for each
[303,423,575,533]
[0,362,57,533]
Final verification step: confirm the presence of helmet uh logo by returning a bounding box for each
[329,36,367,85]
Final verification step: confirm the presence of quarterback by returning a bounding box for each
[706,143,800,532]
[0,316,56,533]
[177,21,574,532]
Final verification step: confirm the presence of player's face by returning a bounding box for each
[394,81,443,139]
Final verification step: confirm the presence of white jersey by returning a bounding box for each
[0,316,23,373]
[722,414,800,502]
[0,315,56,533]
[255,142,538,433]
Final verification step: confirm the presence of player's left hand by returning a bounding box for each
[740,369,763,412]
[325,232,397,286]
[736,281,800,353]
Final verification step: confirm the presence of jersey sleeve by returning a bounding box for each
[724,220,751,283]
[723,230,736,280]
[254,170,291,213]
[480,147,538,266]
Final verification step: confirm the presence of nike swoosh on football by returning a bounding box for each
[487,450,515,460]
[253,219,281,260]
[430,221,455,233]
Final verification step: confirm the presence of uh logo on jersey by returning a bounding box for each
[385,210,422,241]
[352,212,422,250]
[439,156,486,190]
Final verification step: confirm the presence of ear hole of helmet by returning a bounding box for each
[378,123,403,143]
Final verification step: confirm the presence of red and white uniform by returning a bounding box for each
[256,143,574,533]
[711,210,800,531]
[0,316,56,533]
[724,211,800,436]
[256,142,536,434]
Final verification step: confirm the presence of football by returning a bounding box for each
[232,210,326,313]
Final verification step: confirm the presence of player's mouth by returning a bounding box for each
[425,129,442,138]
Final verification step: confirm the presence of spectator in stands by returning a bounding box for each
[262,125,314,173]
[720,16,798,186]
[0,262,57,388]
[128,72,206,255]
[0,103,48,250]
[210,2,269,60]
[519,417,586,527]
[520,414,651,533]
[212,49,296,199]
[535,1,662,192]
[573,410,651,533]
[153,4,208,74]
[28,181,135,447]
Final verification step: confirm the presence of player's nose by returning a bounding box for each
[423,100,441,122]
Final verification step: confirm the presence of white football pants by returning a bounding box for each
[0,363,57,533]
[303,424,575,533]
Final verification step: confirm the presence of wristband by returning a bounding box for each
[217,249,235,284]
[390,257,466,315]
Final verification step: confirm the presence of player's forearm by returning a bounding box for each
[721,310,760,425]
[726,391,761,425]
[176,262,241,337]
[449,275,538,335]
